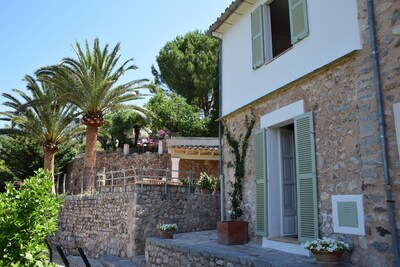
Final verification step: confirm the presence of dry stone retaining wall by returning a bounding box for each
[145,241,238,267]
[52,185,220,259]
[65,153,170,194]
[65,152,219,194]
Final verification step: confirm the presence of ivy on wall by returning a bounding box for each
[225,110,255,220]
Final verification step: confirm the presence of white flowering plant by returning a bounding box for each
[157,223,178,231]
[304,237,350,252]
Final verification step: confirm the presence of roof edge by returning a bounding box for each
[207,0,246,36]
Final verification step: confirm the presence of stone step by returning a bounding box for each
[131,255,146,267]
[100,255,138,267]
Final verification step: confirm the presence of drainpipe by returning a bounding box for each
[212,34,225,221]
[217,36,226,222]
[367,1,400,265]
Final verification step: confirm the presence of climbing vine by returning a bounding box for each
[225,111,255,220]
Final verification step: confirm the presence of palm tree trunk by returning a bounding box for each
[83,124,99,192]
[44,148,56,194]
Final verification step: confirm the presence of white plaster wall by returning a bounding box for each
[221,0,361,116]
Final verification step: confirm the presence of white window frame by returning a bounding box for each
[252,0,309,68]
[332,194,365,235]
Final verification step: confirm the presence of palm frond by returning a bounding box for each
[36,38,149,129]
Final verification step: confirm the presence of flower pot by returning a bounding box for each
[311,250,344,266]
[158,229,174,239]
[200,188,212,194]
[217,221,248,245]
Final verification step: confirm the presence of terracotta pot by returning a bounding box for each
[217,221,248,245]
[311,250,344,266]
[158,229,174,239]
[200,188,212,194]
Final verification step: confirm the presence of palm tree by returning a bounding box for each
[103,108,151,149]
[37,38,148,192]
[0,75,80,193]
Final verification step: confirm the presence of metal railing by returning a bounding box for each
[96,167,195,193]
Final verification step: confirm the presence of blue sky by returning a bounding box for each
[0,0,231,126]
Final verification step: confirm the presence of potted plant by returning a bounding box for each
[196,172,215,194]
[304,237,350,265]
[217,113,255,245]
[157,223,178,239]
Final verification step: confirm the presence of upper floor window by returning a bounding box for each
[251,0,309,69]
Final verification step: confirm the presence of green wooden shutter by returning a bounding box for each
[251,5,265,69]
[289,0,309,44]
[294,112,317,243]
[254,128,268,236]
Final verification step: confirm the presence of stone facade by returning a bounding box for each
[179,159,219,180]
[220,1,400,266]
[52,185,220,259]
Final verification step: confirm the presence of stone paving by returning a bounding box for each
[145,230,328,266]
[53,254,103,267]
[52,230,355,266]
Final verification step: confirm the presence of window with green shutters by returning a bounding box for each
[251,0,309,68]
[254,128,267,236]
[294,112,317,243]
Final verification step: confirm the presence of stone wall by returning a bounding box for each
[179,159,219,180]
[65,152,170,194]
[220,1,400,266]
[52,185,220,259]
[65,152,219,194]
[145,239,242,267]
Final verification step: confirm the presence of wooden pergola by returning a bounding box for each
[168,145,220,161]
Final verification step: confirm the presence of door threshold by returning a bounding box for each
[262,237,309,256]
[267,236,299,244]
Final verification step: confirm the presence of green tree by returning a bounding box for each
[37,38,148,192]
[0,75,81,193]
[146,90,207,137]
[0,160,17,193]
[153,30,219,135]
[0,135,81,185]
[0,169,62,266]
[103,108,150,148]
[0,135,43,180]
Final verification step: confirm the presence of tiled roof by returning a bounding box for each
[170,145,219,151]
[169,145,220,160]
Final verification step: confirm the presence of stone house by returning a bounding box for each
[208,0,400,266]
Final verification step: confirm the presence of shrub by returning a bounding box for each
[196,172,216,191]
[0,169,63,266]
[0,160,17,193]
